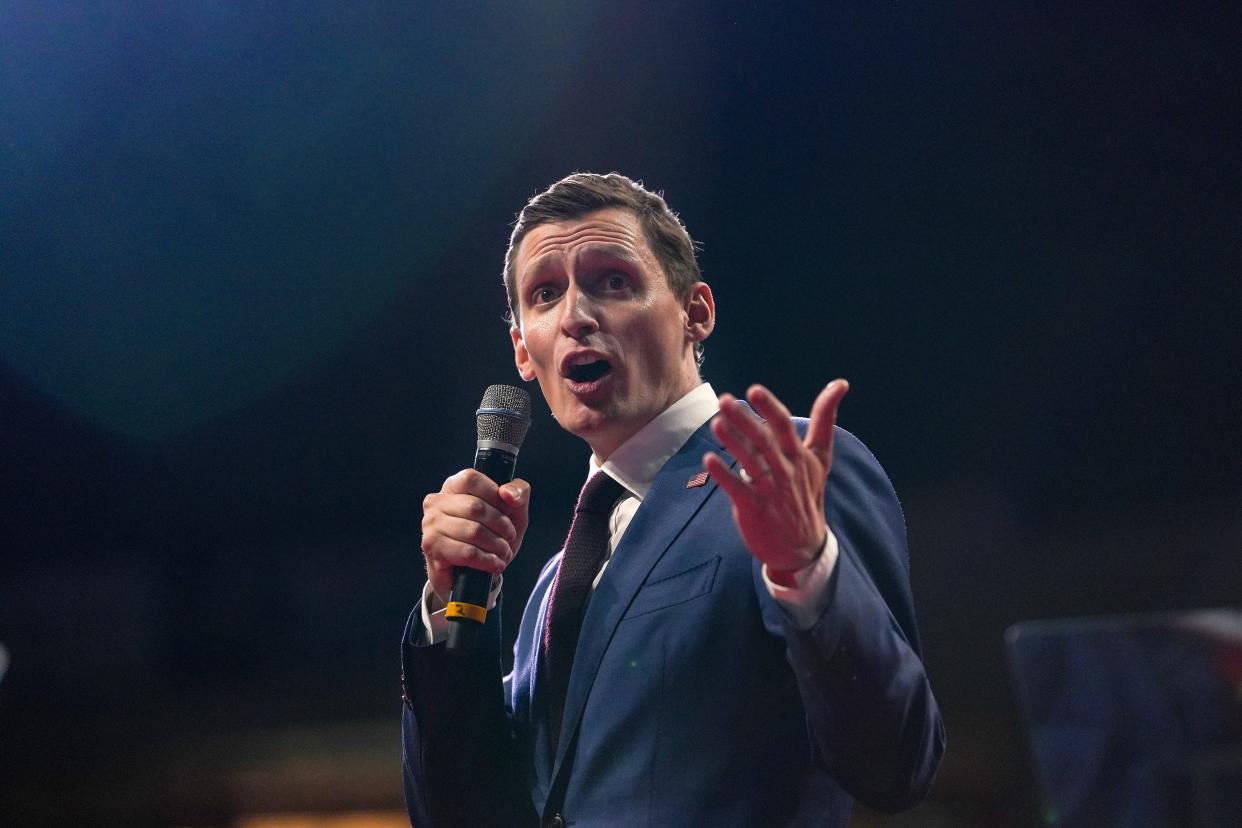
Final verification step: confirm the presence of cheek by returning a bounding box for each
[523,319,557,366]
[633,325,678,371]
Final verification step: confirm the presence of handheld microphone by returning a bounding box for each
[445,384,532,652]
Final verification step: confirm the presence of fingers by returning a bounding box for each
[421,471,532,595]
[702,451,754,506]
[712,380,848,490]
[804,379,849,468]
[424,535,510,574]
[711,393,790,488]
[744,385,802,458]
[442,468,507,509]
[435,513,514,558]
[423,490,517,544]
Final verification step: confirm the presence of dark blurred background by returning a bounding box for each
[2,2,1239,826]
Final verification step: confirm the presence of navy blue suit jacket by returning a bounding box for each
[401,418,944,827]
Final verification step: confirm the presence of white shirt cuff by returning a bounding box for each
[419,575,503,645]
[761,529,839,631]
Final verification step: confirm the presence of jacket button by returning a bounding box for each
[543,814,566,828]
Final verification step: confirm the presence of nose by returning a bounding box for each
[559,284,600,340]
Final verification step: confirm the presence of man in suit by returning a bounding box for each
[403,173,945,827]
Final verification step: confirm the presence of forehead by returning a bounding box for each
[514,207,654,280]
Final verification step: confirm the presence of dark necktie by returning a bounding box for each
[542,471,627,748]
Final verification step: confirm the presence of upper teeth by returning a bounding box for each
[570,354,601,366]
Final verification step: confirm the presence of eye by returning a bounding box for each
[530,285,559,305]
[604,271,628,291]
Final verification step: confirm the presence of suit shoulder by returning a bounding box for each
[788,419,889,474]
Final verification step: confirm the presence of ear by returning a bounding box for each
[684,281,715,346]
[511,325,536,382]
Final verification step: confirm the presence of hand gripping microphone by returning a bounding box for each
[445,384,533,652]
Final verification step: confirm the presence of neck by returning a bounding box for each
[586,419,651,465]
[585,373,703,463]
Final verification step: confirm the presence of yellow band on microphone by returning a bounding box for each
[445,601,487,624]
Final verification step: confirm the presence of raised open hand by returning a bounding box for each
[702,379,848,585]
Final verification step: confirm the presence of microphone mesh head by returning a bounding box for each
[476,384,532,449]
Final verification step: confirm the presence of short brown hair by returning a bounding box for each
[503,172,702,327]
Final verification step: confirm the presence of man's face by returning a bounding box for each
[510,207,712,459]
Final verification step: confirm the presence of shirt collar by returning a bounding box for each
[587,382,719,500]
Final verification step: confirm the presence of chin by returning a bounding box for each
[560,408,609,438]
[552,398,621,444]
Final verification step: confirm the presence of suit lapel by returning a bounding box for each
[548,417,737,778]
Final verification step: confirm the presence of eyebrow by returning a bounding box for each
[576,244,642,269]
[523,243,643,286]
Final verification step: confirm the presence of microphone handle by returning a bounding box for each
[445,447,518,652]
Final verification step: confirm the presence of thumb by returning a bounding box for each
[804,379,849,469]
[499,478,531,530]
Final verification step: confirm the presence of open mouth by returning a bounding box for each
[566,359,612,383]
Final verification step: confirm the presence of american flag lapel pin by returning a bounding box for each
[686,470,709,489]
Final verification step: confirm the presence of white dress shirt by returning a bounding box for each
[421,382,838,641]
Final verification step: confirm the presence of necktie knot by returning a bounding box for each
[575,471,626,516]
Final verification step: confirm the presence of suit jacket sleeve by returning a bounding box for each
[400,597,535,828]
[757,425,945,812]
